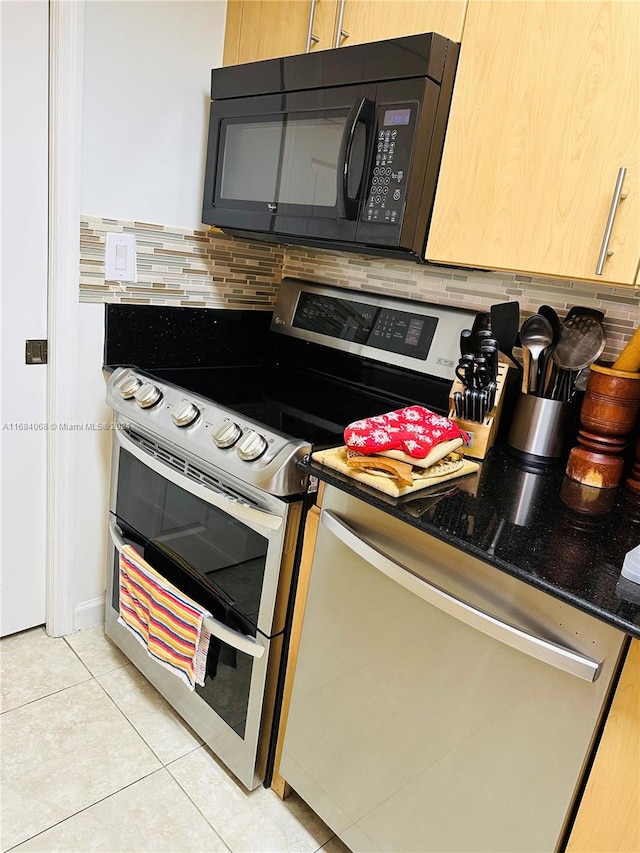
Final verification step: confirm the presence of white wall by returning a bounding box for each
[81,0,227,231]
[73,0,227,630]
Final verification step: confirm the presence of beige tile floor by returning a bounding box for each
[0,625,350,853]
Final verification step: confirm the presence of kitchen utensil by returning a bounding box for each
[480,339,499,383]
[551,314,606,401]
[612,324,640,372]
[565,306,605,324]
[520,314,554,396]
[468,312,492,356]
[537,305,561,394]
[474,355,490,389]
[484,380,497,413]
[460,329,474,356]
[490,301,521,369]
[471,311,492,336]
[456,354,476,388]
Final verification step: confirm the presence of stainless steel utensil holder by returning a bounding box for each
[507,394,577,462]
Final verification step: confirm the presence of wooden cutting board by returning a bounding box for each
[312,446,480,498]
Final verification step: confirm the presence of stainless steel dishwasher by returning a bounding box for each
[280,485,626,853]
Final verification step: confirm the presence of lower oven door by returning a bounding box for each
[105,426,299,790]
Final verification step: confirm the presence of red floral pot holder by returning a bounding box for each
[344,406,468,459]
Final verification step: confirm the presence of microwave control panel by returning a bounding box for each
[363,104,416,226]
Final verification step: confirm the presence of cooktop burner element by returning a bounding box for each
[106,279,479,498]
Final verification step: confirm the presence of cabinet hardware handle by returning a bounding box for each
[321,509,602,682]
[334,0,348,47]
[595,167,627,275]
[306,0,318,52]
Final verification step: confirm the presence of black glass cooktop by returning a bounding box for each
[106,303,452,448]
[150,360,447,447]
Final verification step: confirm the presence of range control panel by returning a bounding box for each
[363,104,416,225]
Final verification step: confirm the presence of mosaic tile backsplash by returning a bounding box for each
[80,216,638,362]
[80,216,283,309]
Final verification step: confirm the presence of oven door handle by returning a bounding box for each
[108,519,266,660]
[321,510,602,682]
[115,428,283,532]
[109,517,128,552]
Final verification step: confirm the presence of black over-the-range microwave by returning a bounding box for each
[202,33,459,262]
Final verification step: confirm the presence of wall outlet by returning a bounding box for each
[105,232,137,282]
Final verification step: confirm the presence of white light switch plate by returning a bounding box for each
[105,232,137,282]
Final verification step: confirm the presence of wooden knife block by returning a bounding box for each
[448,362,510,460]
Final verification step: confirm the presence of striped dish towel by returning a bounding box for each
[118,544,212,690]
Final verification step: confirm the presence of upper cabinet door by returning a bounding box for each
[426,1,640,285]
[336,0,467,47]
[223,0,338,66]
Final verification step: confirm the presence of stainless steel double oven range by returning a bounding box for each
[105,278,477,790]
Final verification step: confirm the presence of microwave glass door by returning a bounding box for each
[207,84,378,228]
[220,113,348,209]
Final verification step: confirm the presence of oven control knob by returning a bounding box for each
[236,429,267,462]
[134,382,163,408]
[171,400,199,427]
[212,419,242,448]
[118,373,142,399]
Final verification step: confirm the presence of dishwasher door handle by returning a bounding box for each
[321,510,601,682]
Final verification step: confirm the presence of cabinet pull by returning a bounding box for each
[334,0,349,47]
[306,0,319,52]
[595,167,627,275]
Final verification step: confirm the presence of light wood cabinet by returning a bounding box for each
[566,638,639,852]
[336,0,467,48]
[223,0,338,66]
[427,0,640,285]
[223,0,466,66]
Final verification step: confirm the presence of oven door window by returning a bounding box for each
[112,449,273,739]
[114,448,269,627]
[110,543,255,738]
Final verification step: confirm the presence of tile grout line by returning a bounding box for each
[164,751,234,853]
[1,766,169,853]
[56,634,232,848]
[92,668,171,769]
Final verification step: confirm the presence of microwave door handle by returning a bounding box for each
[337,97,375,220]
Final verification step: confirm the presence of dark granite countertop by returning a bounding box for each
[302,447,640,639]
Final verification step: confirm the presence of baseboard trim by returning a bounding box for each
[74,596,105,632]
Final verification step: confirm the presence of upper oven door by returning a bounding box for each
[202,84,378,242]
[109,427,292,639]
